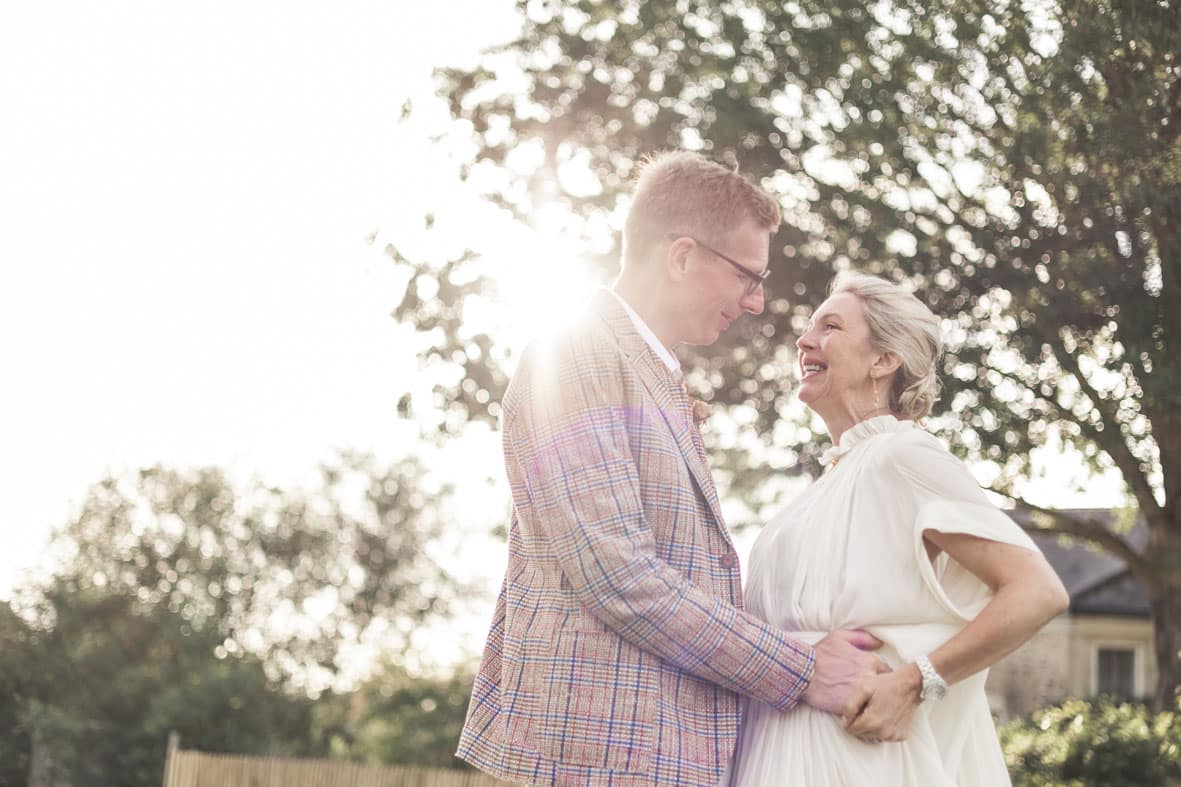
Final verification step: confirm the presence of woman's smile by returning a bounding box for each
[800,356,828,380]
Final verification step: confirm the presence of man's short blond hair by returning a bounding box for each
[623,151,781,265]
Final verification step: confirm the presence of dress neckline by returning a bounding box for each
[819,414,914,467]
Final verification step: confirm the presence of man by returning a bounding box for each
[457,152,885,786]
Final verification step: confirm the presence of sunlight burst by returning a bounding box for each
[488,213,602,359]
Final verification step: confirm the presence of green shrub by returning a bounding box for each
[1000,698,1181,787]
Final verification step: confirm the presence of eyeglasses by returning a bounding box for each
[667,234,769,297]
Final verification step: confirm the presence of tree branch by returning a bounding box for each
[1052,346,1162,517]
[983,365,1070,421]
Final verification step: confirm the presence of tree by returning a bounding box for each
[0,602,34,785]
[347,662,476,769]
[395,0,1181,705]
[39,452,459,682]
[18,587,319,787]
[12,452,464,785]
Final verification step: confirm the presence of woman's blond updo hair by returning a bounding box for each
[830,271,943,420]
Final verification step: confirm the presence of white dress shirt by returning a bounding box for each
[606,288,681,377]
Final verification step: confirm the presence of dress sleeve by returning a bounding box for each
[887,430,1040,622]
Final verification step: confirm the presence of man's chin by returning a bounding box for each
[683,331,721,347]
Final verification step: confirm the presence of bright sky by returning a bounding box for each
[0,1,526,600]
[0,0,1127,647]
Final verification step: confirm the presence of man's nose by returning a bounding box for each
[740,287,765,315]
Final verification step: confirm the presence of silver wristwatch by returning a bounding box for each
[915,655,948,701]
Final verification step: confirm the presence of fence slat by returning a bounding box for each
[162,747,512,787]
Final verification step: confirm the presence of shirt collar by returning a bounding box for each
[606,288,681,377]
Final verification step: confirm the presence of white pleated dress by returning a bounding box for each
[727,415,1037,787]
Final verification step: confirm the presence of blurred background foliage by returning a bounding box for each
[999,697,1181,786]
[1,455,473,786]
[347,662,476,769]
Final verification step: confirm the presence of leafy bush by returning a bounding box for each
[1000,698,1181,787]
[349,662,476,769]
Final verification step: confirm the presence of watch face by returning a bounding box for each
[923,679,947,701]
[920,674,945,701]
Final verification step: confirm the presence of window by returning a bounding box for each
[1097,647,1136,700]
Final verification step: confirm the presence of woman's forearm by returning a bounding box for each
[927,569,1068,685]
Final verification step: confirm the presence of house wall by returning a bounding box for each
[985,616,1073,721]
[984,613,1156,721]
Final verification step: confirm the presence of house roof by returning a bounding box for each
[1007,508,1150,618]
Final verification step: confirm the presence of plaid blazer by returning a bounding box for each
[457,290,814,786]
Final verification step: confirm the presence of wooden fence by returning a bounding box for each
[162,735,514,787]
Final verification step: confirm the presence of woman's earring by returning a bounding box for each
[872,376,880,410]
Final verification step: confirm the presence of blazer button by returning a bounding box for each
[719,553,737,569]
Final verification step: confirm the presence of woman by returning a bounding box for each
[728,272,1069,786]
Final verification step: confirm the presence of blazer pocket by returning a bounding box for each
[538,630,657,773]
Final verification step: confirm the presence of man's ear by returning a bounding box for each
[665,237,694,282]
[872,351,902,379]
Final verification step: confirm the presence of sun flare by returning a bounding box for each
[489,221,602,357]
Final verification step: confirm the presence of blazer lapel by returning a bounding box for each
[591,290,728,529]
